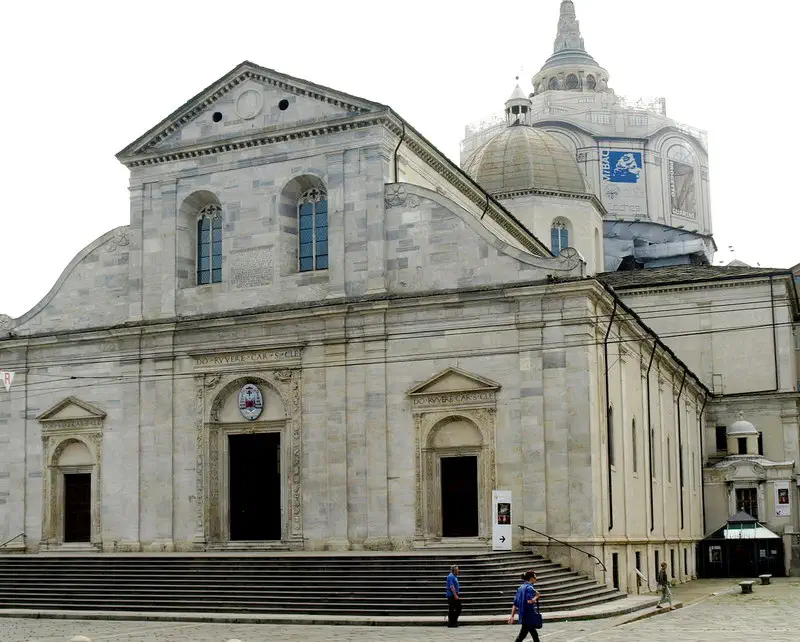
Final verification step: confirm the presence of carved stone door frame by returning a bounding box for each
[213,419,287,543]
[424,443,486,538]
[42,436,102,550]
[414,411,495,541]
[194,368,303,549]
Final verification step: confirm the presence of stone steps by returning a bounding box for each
[0,551,625,616]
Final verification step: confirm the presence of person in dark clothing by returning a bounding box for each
[656,562,673,609]
[508,570,541,641]
[445,565,462,627]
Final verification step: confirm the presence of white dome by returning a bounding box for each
[727,412,758,436]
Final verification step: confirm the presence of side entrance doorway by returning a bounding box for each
[441,456,479,537]
[63,473,92,543]
[228,433,281,541]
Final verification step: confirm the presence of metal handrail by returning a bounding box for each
[518,525,606,573]
[0,533,25,549]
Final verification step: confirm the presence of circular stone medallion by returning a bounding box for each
[235,89,264,120]
[238,383,264,421]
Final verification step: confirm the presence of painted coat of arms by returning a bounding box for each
[238,383,264,421]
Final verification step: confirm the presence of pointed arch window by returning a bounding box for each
[197,204,222,285]
[551,219,569,255]
[298,188,328,272]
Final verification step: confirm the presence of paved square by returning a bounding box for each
[1,580,798,641]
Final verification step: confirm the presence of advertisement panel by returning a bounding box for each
[669,159,697,219]
[775,481,791,517]
[492,490,512,551]
[600,150,646,217]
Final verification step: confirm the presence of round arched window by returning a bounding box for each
[549,77,560,90]
[566,74,579,90]
[586,75,597,90]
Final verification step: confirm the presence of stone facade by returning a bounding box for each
[601,267,800,573]
[0,61,708,593]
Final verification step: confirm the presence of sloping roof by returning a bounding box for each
[728,511,758,524]
[598,265,788,290]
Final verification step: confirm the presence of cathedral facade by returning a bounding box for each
[0,1,795,591]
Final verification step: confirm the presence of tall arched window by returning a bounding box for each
[551,219,569,255]
[632,418,638,473]
[197,204,222,284]
[298,188,328,272]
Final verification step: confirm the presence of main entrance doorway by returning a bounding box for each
[441,456,479,537]
[63,473,91,543]
[229,433,281,541]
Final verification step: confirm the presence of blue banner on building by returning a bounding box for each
[602,151,643,184]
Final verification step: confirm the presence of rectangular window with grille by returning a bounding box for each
[736,488,758,519]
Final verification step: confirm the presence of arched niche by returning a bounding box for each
[194,371,303,548]
[177,189,223,290]
[277,174,327,276]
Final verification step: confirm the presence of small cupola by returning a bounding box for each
[727,412,759,456]
[505,79,533,126]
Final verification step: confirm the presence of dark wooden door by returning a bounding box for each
[64,473,91,543]
[441,456,479,537]
[229,433,281,541]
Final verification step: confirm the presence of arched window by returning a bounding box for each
[196,204,222,285]
[548,77,560,90]
[298,188,328,272]
[586,74,597,90]
[632,418,638,473]
[566,74,579,90]
[551,219,569,255]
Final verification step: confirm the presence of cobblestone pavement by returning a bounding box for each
[2,579,798,641]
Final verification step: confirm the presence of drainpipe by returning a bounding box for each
[770,276,779,390]
[393,123,406,183]
[604,299,618,531]
[676,370,687,531]
[699,392,709,536]
[646,342,657,532]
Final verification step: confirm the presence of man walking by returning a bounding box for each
[445,564,462,627]
[656,561,673,609]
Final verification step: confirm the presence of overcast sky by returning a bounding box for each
[1,0,797,319]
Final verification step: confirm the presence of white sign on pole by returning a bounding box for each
[492,490,512,551]
[1,371,14,392]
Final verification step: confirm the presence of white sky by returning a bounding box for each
[1,0,798,319]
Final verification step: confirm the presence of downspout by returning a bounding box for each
[770,276,779,390]
[699,392,709,536]
[393,122,406,183]
[604,299,618,531]
[676,370,687,531]
[646,342,657,532]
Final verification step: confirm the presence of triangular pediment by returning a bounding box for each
[38,397,106,422]
[117,61,386,161]
[408,368,501,395]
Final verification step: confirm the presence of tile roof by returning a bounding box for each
[597,265,788,290]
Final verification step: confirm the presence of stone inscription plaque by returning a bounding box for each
[230,247,274,290]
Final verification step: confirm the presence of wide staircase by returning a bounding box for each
[0,551,625,616]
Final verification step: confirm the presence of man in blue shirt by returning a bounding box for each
[508,570,541,641]
[445,564,462,627]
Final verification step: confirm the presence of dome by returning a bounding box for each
[727,412,758,436]
[463,125,588,194]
